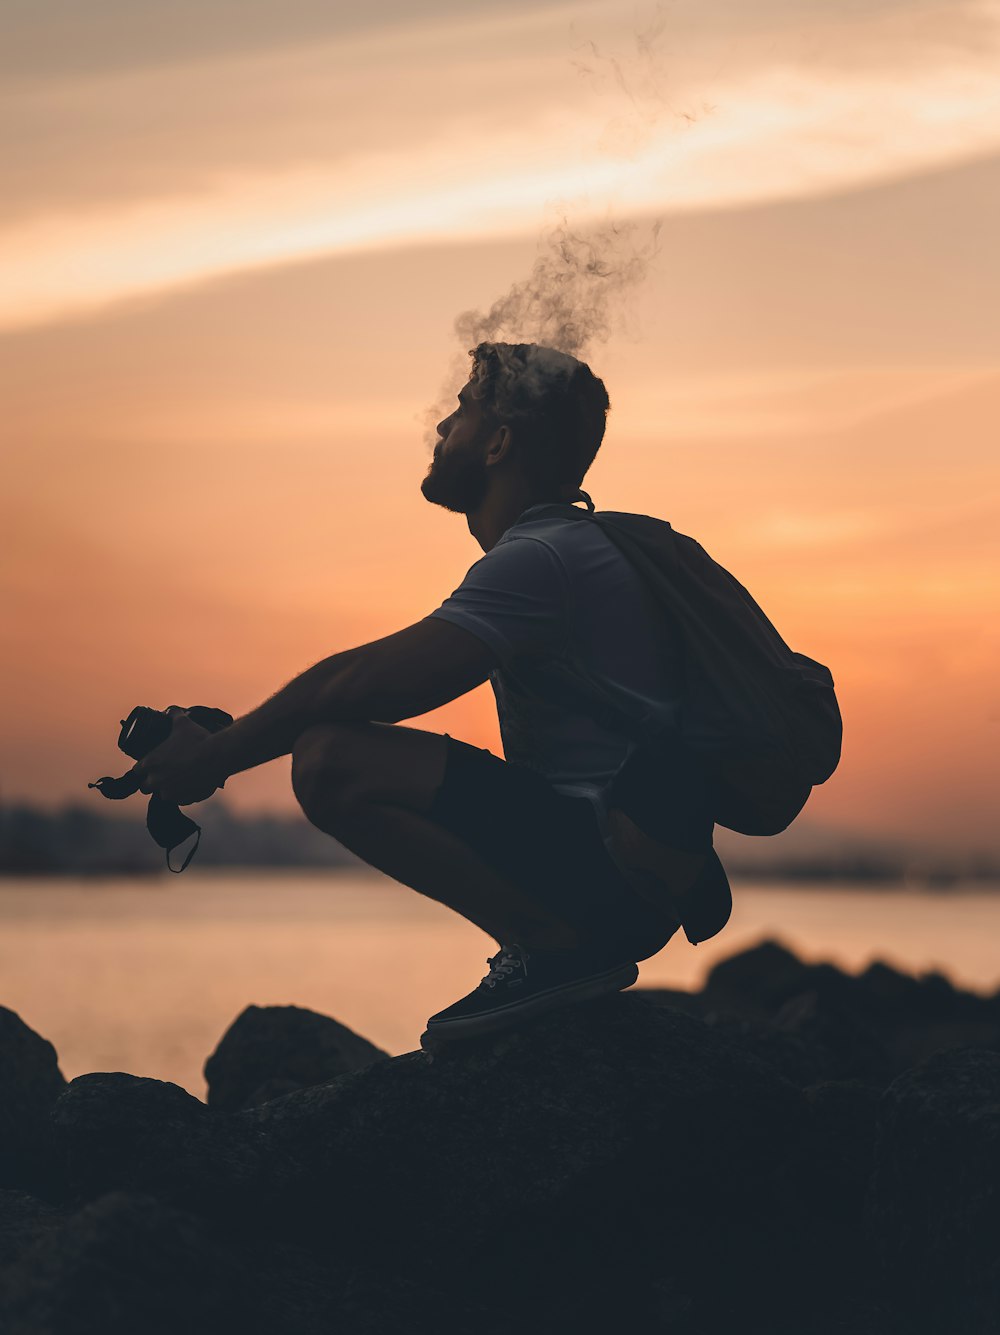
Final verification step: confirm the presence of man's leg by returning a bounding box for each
[290,721,584,950]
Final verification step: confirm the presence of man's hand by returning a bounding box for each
[134,707,227,805]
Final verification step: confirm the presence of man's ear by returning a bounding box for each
[484,424,512,469]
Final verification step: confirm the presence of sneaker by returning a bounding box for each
[423,944,639,1041]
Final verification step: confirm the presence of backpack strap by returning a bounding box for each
[510,496,684,746]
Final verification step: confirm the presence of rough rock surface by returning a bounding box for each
[869,1046,1000,1332]
[0,938,996,1333]
[0,1193,67,1272]
[656,938,1000,1082]
[204,1003,388,1111]
[50,1073,261,1214]
[0,1008,67,1189]
[242,996,808,1261]
[0,1192,260,1335]
[711,989,892,1087]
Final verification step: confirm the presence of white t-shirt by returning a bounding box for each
[430,505,685,823]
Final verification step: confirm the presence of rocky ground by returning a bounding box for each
[2,938,998,1334]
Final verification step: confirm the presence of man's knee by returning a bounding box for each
[292,720,449,828]
[291,722,366,826]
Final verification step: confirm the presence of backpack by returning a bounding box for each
[529,497,843,838]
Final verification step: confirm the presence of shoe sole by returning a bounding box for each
[423,961,640,1042]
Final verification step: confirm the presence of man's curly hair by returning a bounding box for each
[468,342,610,498]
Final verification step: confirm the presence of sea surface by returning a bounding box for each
[2,870,998,1100]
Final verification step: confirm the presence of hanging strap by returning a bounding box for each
[89,704,232,873]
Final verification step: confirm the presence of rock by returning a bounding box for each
[631,986,709,1019]
[204,1004,388,1111]
[50,1074,260,1215]
[698,944,1000,1087]
[868,1046,1000,1332]
[854,960,941,1024]
[807,1079,880,1188]
[15,938,1000,1331]
[770,990,892,1086]
[650,989,891,1090]
[703,939,849,1018]
[0,1192,261,1335]
[238,994,814,1323]
[854,964,1000,1073]
[0,1008,66,1190]
[0,1191,67,1271]
[41,996,820,1326]
[701,1013,833,1087]
[804,1079,881,1259]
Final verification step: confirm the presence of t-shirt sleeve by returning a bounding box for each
[429,536,570,663]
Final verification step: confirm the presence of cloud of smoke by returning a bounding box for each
[454,214,663,360]
[569,3,714,156]
[420,216,662,451]
[451,5,700,363]
[422,5,703,447]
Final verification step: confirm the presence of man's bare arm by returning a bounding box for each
[199,616,497,782]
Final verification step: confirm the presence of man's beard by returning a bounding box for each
[421,447,489,514]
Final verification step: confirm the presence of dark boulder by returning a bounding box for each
[868,1046,1000,1333]
[703,938,850,1018]
[854,960,943,1025]
[42,994,819,1326]
[644,986,891,1089]
[0,1191,261,1335]
[0,1191,67,1271]
[631,986,709,1019]
[804,1078,881,1263]
[701,1013,833,1087]
[0,1008,66,1190]
[769,989,893,1086]
[204,1003,388,1111]
[691,943,1000,1085]
[239,993,813,1323]
[855,964,1000,1072]
[807,1079,880,1195]
[50,1074,260,1215]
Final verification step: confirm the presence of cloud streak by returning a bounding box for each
[2,1,999,330]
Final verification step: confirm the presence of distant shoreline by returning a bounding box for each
[2,801,997,886]
[1,865,998,891]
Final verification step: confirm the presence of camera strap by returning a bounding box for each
[88,769,204,873]
[89,702,233,873]
[147,795,202,873]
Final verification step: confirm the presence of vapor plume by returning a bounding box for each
[570,3,713,155]
[454,215,663,360]
[424,6,689,445]
[450,6,689,365]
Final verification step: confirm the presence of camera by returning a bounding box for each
[89,704,233,872]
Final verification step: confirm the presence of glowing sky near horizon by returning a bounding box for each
[2,0,999,857]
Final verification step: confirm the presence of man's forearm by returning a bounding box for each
[194,616,495,786]
[201,650,358,781]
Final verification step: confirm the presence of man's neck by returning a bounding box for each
[466,483,548,552]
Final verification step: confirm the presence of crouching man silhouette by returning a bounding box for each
[134,342,730,1040]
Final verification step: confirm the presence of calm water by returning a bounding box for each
[2,870,998,1100]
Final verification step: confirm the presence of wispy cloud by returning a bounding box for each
[2,1,999,330]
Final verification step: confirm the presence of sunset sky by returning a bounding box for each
[2,0,998,858]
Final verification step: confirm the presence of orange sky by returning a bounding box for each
[2,1,999,857]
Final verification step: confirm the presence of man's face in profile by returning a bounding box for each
[421,383,495,514]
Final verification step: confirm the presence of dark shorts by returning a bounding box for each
[427,736,680,963]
